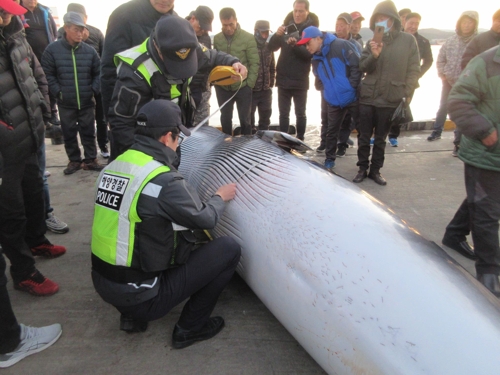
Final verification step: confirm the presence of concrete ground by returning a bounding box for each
[4,129,477,375]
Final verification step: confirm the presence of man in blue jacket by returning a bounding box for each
[297,26,360,170]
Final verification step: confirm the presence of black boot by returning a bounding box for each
[120,314,148,333]
[477,274,500,297]
[172,316,225,349]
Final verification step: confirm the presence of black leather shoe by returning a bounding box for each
[172,316,225,349]
[368,172,387,186]
[477,274,500,297]
[353,170,367,183]
[442,236,476,260]
[120,314,148,333]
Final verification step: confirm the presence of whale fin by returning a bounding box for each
[255,130,312,153]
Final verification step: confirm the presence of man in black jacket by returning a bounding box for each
[42,12,102,175]
[100,0,176,122]
[0,0,66,298]
[268,0,319,140]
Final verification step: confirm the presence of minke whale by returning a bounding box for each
[179,126,500,375]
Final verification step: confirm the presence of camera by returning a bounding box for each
[284,23,300,41]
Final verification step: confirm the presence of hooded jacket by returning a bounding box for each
[100,0,177,118]
[0,16,48,161]
[311,33,360,107]
[268,11,320,90]
[436,11,479,86]
[461,28,500,69]
[359,1,420,108]
[448,46,500,172]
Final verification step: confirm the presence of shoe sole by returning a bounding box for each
[0,328,62,368]
[172,321,225,349]
[31,249,66,258]
[46,227,70,234]
[14,283,59,296]
[63,168,81,175]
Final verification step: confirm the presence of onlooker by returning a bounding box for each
[91,100,241,347]
[447,45,500,296]
[350,11,365,47]
[461,9,500,69]
[298,26,360,171]
[100,0,176,126]
[57,3,108,158]
[398,8,411,30]
[441,9,500,260]
[268,0,319,140]
[214,8,259,135]
[20,0,59,126]
[251,20,275,131]
[353,0,420,186]
[186,6,214,126]
[108,16,246,160]
[0,0,66,297]
[42,12,102,175]
[427,10,478,157]
[388,12,433,147]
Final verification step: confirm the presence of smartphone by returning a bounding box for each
[373,26,384,45]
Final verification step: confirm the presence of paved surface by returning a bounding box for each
[4,128,478,375]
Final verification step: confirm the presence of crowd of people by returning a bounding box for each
[0,0,499,368]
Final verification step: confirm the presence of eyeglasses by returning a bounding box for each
[177,134,184,146]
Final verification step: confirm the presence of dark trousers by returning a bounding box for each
[0,154,46,282]
[357,105,395,173]
[444,199,470,241]
[215,85,252,135]
[94,93,108,151]
[462,164,500,275]
[59,106,97,163]
[0,253,21,354]
[278,87,307,140]
[325,101,359,161]
[319,92,328,147]
[37,142,52,216]
[433,80,453,136]
[251,89,273,130]
[117,237,241,331]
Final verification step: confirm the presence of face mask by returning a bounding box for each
[375,19,392,33]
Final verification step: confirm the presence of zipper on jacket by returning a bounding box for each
[72,47,81,110]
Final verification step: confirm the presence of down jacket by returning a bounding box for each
[0,16,48,161]
[41,36,100,109]
[448,46,500,172]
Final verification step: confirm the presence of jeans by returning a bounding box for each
[433,80,452,135]
[278,87,307,139]
[357,105,395,173]
[117,237,241,331]
[215,85,252,135]
[251,89,272,130]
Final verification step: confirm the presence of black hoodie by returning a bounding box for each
[268,11,320,90]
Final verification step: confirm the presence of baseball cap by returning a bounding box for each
[63,12,86,27]
[337,12,353,24]
[136,100,191,136]
[350,11,365,22]
[67,3,86,16]
[194,6,213,32]
[296,26,323,45]
[154,16,199,79]
[255,20,271,32]
[0,0,26,15]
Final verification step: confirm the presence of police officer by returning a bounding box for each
[108,15,248,161]
[91,99,241,348]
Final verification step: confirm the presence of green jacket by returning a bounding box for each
[213,26,259,91]
[448,46,500,172]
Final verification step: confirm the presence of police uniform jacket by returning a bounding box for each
[108,36,239,157]
[92,134,227,306]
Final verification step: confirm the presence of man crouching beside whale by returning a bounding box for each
[91,99,241,348]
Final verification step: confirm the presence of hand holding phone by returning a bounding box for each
[372,26,384,45]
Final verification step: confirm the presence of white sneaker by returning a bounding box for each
[46,212,69,234]
[100,150,110,158]
[0,323,62,368]
[44,170,51,177]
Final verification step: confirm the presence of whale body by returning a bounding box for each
[179,126,500,375]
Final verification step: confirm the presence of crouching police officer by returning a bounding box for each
[91,99,241,349]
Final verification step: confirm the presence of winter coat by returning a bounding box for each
[22,3,57,61]
[213,26,260,90]
[414,32,433,78]
[0,17,48,161]
[268,12,320,90]
[41,36,100,109]
[448,46,500,172]
[359,0,420,108]
[100,0,177,116]
[190,34,213,94]
[461,29,500,69]
[311,33,360,107]
[436,11,479,86]
[253,42,275,92]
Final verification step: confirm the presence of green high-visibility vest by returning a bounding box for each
[91,149,170,267]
